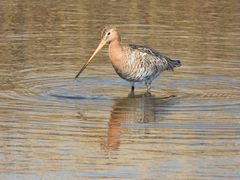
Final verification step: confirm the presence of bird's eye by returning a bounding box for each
[107,32,111,36]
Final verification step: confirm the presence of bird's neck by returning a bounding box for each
[109,40,125,70]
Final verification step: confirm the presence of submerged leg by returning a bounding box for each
[128,82,135,97]
[130,82,135,92]
[145,80,152,96]
[131,84,135,92]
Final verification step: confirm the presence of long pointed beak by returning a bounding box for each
[75,39,106,79]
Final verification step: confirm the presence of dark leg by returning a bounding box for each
[131,85,135,92]
[131,82,135,93]
[145,80,152,96]
[128,82,135,97]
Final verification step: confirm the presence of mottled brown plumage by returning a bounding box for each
[75,26,181,94]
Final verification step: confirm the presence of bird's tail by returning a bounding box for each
[170,59,181,67]
[167,59,182,71]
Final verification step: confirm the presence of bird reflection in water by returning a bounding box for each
[103,94,175,151]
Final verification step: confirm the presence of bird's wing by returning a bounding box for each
[128,44,178,71]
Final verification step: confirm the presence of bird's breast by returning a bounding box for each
[109,45,130,72]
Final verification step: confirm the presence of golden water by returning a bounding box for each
[0,0,239,179]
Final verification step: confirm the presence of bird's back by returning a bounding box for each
[113,44,181,82]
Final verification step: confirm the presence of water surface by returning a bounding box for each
[0,0,240,179]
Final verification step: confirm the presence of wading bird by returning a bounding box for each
[75,25,181,95]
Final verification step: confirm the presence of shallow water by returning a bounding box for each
[0,0,240,179]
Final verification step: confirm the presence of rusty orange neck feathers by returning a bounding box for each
[108,36,125,70]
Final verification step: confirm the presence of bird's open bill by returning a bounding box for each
[75,39,106,79]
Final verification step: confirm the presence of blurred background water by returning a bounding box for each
[0,0,239,179]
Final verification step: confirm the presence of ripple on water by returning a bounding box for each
[0,70,239,114]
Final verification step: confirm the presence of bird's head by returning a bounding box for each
[101,25,120,44]
[75,25,120,78]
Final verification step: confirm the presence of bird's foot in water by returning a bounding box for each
[128,85,136,97]
[144,91,152,97]
[128,91,135,97]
